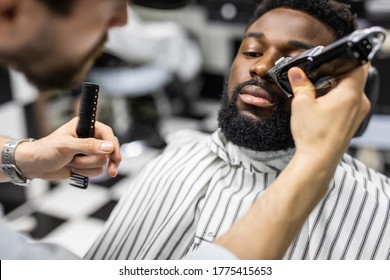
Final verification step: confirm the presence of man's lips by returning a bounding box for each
[239,85,274,108]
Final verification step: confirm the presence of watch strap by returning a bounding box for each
[1,138,35,185]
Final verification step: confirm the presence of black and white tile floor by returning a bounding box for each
[2,98,220,258]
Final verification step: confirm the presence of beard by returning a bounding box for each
[22,59,91,91]
[217,79,295,152]
[27,34,107,91]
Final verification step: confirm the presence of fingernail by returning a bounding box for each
[100,142,114,152]
[110,163,118,177]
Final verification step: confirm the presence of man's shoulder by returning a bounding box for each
[338,153,390,186]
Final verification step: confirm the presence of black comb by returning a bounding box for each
[70,82,99,189]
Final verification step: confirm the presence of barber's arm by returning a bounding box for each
[0,222,79,259]
[0,118,121,183]
[194,65,370,260]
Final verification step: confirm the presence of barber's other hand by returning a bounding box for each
[14,118,121,180]
[288,65,370,164]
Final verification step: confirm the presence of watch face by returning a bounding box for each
[133,0,190,9]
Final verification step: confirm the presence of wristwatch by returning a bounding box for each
[0,138,35,186]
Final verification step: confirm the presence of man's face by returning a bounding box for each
[218,8,337,151]
[0,0,128,90]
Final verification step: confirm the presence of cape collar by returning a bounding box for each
[209,129,295,173]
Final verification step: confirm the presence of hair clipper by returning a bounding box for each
[265,26,386,98]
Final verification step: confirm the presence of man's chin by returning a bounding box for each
[218,108,294,151]
[29,77,79,91]
[26,68,86,91]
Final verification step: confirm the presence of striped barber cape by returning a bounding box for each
[85,129,390,260]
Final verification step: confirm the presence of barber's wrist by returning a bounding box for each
[0,138,36,185]
[13,139,37,180]
[290,151,339,189]
[295,143,345,166]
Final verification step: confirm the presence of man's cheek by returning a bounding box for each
[227,67,245,93]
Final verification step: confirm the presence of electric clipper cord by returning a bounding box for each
[70,82,99,189]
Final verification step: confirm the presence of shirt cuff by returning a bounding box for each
[184,243,239,260]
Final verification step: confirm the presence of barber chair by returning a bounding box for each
[349,66,390,175]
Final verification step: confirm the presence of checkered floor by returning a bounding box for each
[1,98,220,258]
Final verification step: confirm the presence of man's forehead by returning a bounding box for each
[245,8,336,46]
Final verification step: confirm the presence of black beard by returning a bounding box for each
[217,79,295,152]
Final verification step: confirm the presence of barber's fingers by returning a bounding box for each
[94,121,122,175]
[68,155,113,177]
[349,91,371,134]
[329,65,371,126]
[54,118,121,167]
[39,166,105,180]
[60,138,119,177]
[38,167,73,181]
[288,65,370,115]
[56,137,115,156]
[69,166,106,177]
[336,64,370,95]
[67,155,109,169]
[288,67,316,99]
[288,67,317,113]
[288,64,369,99]
[107,160,119,177]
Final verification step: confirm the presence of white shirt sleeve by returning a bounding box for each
[0,222,79,260]
[183,243,238,260]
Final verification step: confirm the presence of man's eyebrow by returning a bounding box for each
[244,32,265,39]
[244,33,315,50]
[288,40,315,50]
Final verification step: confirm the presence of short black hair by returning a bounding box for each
[38,0,76,15]
[248,0,357,39]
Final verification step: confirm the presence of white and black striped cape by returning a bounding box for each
[85,130,390,260]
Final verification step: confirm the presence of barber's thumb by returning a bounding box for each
[288,67,316,98]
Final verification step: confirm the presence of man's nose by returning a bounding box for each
[249,56,278,78]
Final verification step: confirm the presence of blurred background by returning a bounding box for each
[1,0,390,258]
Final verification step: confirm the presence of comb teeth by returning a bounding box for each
[70,82,99,189]
[70,172,89,189]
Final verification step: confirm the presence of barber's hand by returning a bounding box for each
[15,118,121,181]
[288,65,370,164]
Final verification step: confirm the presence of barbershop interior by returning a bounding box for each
[1,0,390,258]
